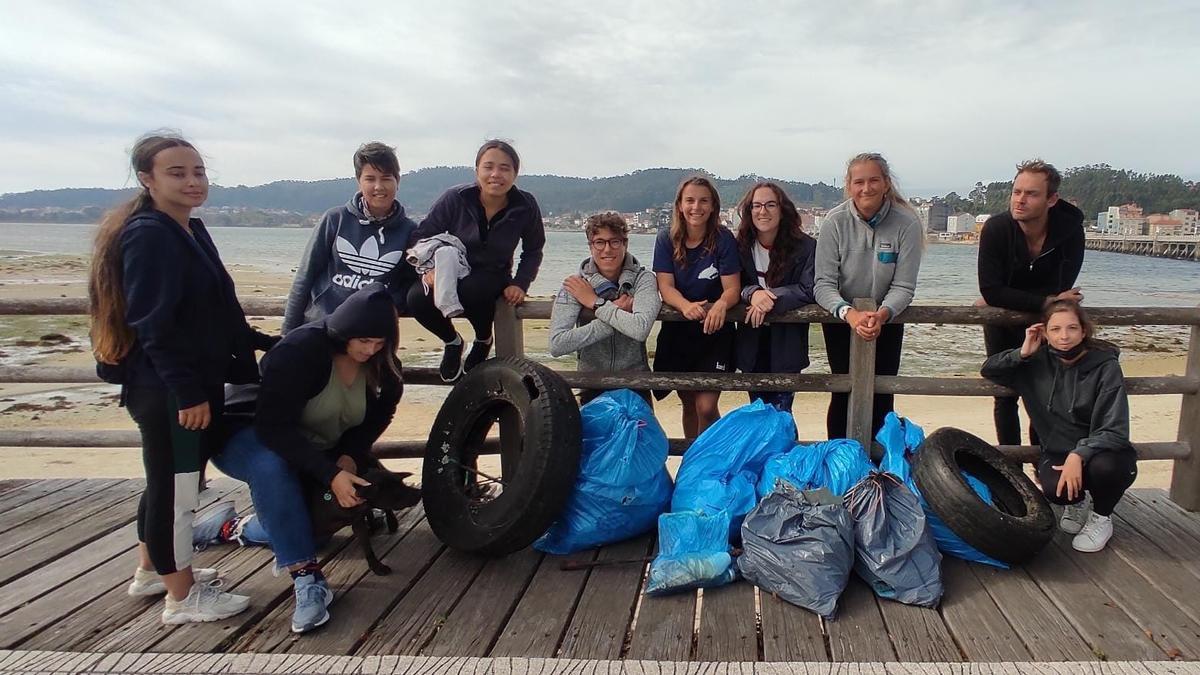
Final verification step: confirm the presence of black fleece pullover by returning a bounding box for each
[978,200,1085,313]
[255,285,401,485]
[981,344,1134,462]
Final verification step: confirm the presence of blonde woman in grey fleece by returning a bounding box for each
[814,153,924,439]
[549,213,661,405]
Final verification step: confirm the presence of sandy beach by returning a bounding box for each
[0,252,1189,489]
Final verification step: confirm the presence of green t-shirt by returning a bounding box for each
[300,367,367,451]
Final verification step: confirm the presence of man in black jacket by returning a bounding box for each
[976,159,1086,446]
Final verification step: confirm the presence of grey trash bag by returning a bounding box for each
[843,472,943,608]
[737,482,855,619]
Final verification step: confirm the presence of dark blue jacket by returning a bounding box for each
[412,183,545,291]
[120,209,271,408]
[734,234,817,374]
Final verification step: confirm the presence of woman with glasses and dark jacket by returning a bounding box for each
[733,182,817,413]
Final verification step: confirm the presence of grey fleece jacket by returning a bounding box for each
[548,254,661,372]
[814,199,924,320]
[981,344,1134,462]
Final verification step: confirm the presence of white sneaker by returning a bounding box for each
[128,566,219,597]
[1072,513,1114,553]
[1059,495,1092,534]
[161,580,250,624]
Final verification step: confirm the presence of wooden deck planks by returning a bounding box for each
[0,478,122,534]
[625,588,695,662]
[0,480,84,513]
[694,582,757,662]
[875,596,962,662]
[487,550,598,658]
[758,589,828,662]
[936,557,1029,662]
[824,576,896,662]
[557,535,652,660]
[967,563,1098,661]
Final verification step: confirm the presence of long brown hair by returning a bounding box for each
[735,181,812,286]
[88,133,197,364]
[670,176,721,268]
[1042,299,1097,344]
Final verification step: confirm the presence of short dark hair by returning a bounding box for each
[585,212,629,240]
[475,139,520,173]
[1015,159,1061,195]
[354,141,400,179]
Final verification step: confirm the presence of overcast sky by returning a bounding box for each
[2,1,1197,197]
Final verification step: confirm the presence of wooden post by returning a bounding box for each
[1169,318,1200,510]
[493,299,525,358]
[846,298,877,454]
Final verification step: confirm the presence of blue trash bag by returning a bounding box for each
[843,472,944,607]
[535,389,673,554]
[672,400,796,539]
[757,439,875,499]
[876,413,1008,569]
[645,509,738,595]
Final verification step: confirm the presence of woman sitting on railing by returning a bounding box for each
[202,284,407,633]
[981,299,1137,553]
[406,140,546,383]
[652,176,741,437]
[814,152,924,439]
[89,132,274,625]
[733,181,816,413]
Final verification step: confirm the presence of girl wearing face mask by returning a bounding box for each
[733,182,817,413]
[981,299,1137,553]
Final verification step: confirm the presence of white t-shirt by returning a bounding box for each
[752,241,771,287]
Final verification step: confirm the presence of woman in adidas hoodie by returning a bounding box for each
[814,153,924,439]
[407,140,546,382]
[282,142,417,333]
[981,300,1136,553]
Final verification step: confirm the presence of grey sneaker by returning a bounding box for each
[1059,495,1092,535]
[128,566,218,597]
[161,580,250,624]
[193,501,237,549]
[291,574,333,633]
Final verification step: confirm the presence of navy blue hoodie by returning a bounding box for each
[119,209,271,408]
[282,193,417,333]
[412,183,545,291]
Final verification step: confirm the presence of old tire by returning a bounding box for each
[912,427,1054,565]
[422,357,581,556]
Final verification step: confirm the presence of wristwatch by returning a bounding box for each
[593,297,608,310]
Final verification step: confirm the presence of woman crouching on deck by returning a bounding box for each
[88,132,275,624]
[203,284,411,633]
[981,299,1137,553]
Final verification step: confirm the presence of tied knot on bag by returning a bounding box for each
[844,472,904,523]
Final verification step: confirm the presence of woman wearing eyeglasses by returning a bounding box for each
[733,182,817,413]
[549,212,661,405]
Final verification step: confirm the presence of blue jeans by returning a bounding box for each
[749,390,795,413]
[211,427,316,568]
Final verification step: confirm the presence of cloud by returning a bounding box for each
[1,0,1198,195]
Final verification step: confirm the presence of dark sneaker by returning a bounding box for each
[464,339,492,372]
[439,339,464,382]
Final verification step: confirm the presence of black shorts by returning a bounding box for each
[652,321,734,400]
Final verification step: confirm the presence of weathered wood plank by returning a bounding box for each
[846,298,878,447]
[1106,505,1200,627]
[694,582,757,662]
[0,479,85,514]
[1024,536,1165,661]
[423,547,542,657]
[1125,489,1200,546]
[624,589,694,662]
[0,478,123,535]
[875,596,962,662]
[936,557,1029,662]
[967,564,1098,661]
[1169,323,1200,509]
[0,479,35,495]
[353,545,487,656]
[1049,532,1200,659]
[487,550,598,658]
[824,576,896,662]
[557,536,652,660]
[1114,494,1200,582]
[234,507,431,656]
[758,588,828,662]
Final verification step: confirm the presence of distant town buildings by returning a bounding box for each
[1094,203,1198,238]
[912,198,950,233]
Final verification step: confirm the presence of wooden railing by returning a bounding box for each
[2,297,1198,509]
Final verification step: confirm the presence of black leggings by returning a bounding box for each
[984,324,1041,446]
[1037,451,1138,516]
[125,386,218,575]
[406,270,507,342]
[823,322,904,440]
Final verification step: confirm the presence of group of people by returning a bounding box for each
[86,132,1137,636]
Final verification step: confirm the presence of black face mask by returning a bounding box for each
[1048,342,1086,360]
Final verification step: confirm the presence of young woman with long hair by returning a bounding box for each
[652,176,741,437]
[982,300,1136,553]
[733,181,817,413]
[88,132,274,624]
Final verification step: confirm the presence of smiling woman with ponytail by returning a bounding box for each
[88,131,275,625]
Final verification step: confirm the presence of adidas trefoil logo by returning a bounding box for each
[333,235,403,290]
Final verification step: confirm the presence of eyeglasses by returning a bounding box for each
[589,238,627,251]
[751,201,780,211]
